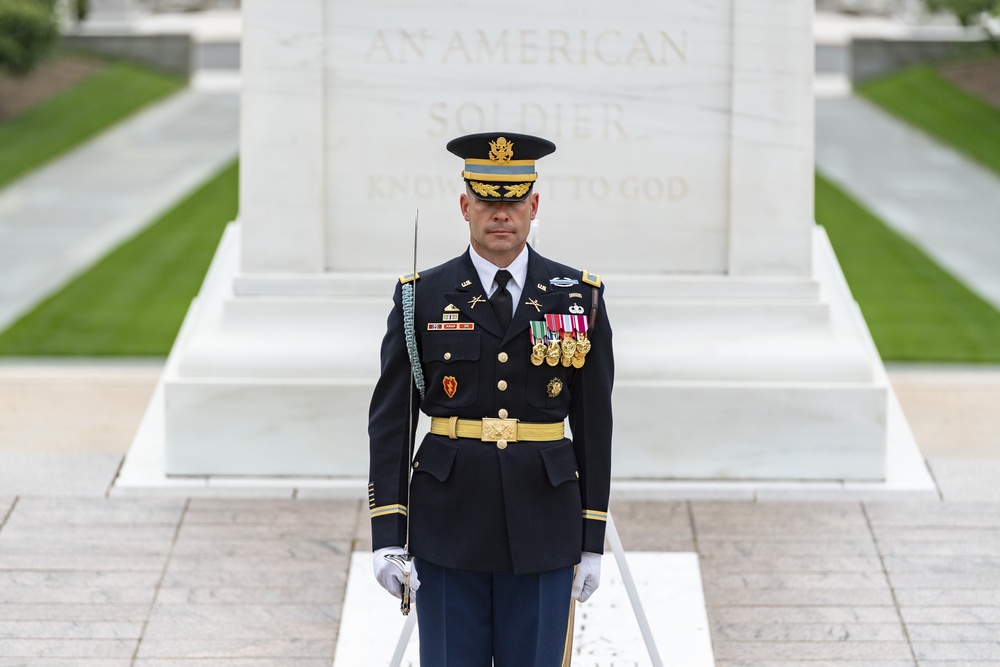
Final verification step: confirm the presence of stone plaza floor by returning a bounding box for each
[4,488,1000,664]
[1,360,1000,665]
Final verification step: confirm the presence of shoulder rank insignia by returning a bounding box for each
[581,270,601,287]
[399,272,420,284]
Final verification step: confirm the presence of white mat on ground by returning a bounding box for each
[333,551,714,667]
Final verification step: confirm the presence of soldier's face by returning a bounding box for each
[461,189,539,267]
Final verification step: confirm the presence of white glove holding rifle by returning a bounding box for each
[572,552,602,602]
[373,546,421,600]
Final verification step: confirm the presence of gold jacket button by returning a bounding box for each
[497,380,508,391]
[443,352,452,360]
[498,352,508,363]
[497,440,508,450]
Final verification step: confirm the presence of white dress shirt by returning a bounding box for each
[468,244,529,320]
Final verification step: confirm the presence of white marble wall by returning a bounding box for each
[240,0,326,273]
[237,0,814,276]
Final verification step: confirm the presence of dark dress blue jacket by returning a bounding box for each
[368,245,613,574]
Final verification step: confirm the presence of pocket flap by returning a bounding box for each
[413,439,459,483]
[539,442,579,487]
[422,332,481,363]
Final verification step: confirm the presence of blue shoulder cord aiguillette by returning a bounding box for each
[402,283,425,400]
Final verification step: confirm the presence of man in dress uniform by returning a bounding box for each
[368,131,614,666]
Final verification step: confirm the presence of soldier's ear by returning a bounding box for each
[460,192,470,221]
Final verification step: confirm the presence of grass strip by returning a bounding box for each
[858,62,1000,178]
[4,165,997,360]
[0,58,183,188]
[817,172,1000,362]
[0,160,239,356]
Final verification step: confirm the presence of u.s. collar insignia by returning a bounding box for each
[550,277,579,287]
[460,280,473,288]
[489,137,514,164]
[444,303,460,312]
[569,303,585,315]
[536,283,548,292]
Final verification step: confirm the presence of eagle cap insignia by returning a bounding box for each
[489,137,514,164]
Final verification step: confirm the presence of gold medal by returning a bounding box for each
[560,336,577,367]
[546,339,561,367]
[531,340,547,366]
[572,335,591,368]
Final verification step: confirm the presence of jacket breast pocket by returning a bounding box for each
[421,331,481,408]
[526,365,573,410]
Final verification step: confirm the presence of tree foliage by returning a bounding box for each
[0,0,58,77]
[923,0,1000,26]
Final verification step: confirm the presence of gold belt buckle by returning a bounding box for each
[481,411,518,443]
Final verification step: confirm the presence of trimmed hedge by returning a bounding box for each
[0,0,58,77]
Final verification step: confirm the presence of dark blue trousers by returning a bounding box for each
[415,559,574,667]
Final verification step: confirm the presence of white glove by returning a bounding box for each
[572,552,602,603]
[373,547,421,600]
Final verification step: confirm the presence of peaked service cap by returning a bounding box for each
[446,132,556,202]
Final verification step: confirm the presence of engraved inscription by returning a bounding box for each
[365,29,688,66]
[367,173,688,203]
[428,102,626,139]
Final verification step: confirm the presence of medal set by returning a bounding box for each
[529,314,591,368]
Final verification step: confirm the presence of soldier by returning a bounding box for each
[369,131,614,666]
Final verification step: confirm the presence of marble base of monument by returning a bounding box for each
[147,221,889,481]
[332,551,714,667]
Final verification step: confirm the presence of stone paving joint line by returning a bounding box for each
[129,497,190,666]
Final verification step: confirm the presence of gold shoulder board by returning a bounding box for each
[581,270,601,288]
[399,272,421,284]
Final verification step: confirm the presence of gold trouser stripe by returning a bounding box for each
[583,510,608,522]
[429,417,564,442]
[562,589,576,666]
[370,504,407,518]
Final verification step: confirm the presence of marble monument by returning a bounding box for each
[131,0,906,481]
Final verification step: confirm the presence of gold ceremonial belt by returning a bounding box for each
[429,416,564,443]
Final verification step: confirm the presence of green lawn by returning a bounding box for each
[817,172,1000,362]
[0,58,183,189]
[858,62,1000,178]
[0,160,239,356]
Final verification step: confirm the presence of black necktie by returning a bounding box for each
[490,270,513,330]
